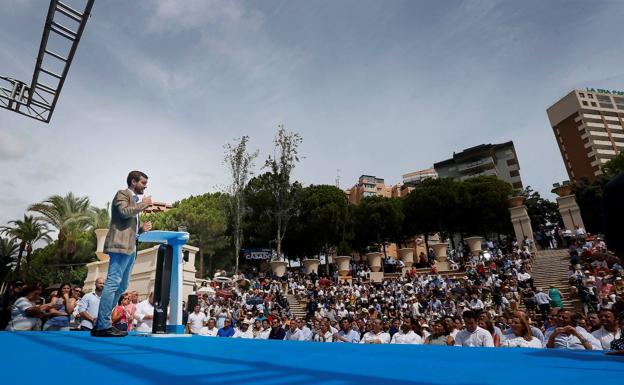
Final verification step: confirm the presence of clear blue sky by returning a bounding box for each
[1,0,624,225]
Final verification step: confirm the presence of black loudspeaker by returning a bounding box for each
[152,244,173,334]
[187,294,198,313]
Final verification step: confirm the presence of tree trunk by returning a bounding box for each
[14,241,26,278]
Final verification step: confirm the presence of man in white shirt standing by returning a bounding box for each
[186,304,207,334]
[454,311,494,347]
[591,308,621,350]
[361,319,391,344]
[391,316,422,344]
[134,293,155,333]
[534,288,551,322]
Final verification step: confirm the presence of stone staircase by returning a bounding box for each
[286,294,307,319]
[528,249,577,310]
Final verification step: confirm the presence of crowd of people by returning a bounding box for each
[1,236,622,352]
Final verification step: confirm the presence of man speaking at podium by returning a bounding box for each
[93,171,152,337]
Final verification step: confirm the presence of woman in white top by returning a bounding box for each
[313,322,334,342]
[6,285,52,331]
[501,312,542,348]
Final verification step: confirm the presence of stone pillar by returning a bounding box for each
[430,242,449,271]
[552,185,585,231]
[365,252,383,273]
[302,259,320,275]
[94,228,110,261]
[334,256,352,276]
[508,196,534,244]
[464,237,483,256]
[270,261,287,278]
[397,248,414,267]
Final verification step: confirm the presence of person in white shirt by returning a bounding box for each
[134,293,155,333]
[391,316,423,344]
[591,308,621,350]
[5,285,51,331]
[454,311,494,347]
[534,288,551,321]
[187,304,207,334]
[501,312,542,348]
[469,296,484,312]
[298,319,314,341]
[361,319,391,344]
[314,321,335,342]
[285,319,305,341]
[545,310,594,350]
[233,320,254,339]
[199,318,218,337]
[256,319,271,339]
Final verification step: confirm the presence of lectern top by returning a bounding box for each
[138,231,190,244]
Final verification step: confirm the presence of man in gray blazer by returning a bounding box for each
[93,170,152,337]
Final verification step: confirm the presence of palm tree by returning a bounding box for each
[91,202,111,229]
[0,236,19,283]
[29,193,92,279]
[0,215,51,278]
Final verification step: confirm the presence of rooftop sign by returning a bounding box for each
[585,88,624,96]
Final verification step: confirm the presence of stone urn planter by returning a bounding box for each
[365,252,383,272]
[334,256,352,276]
[397,248,414,267]
[302,259,320,275]
[431,243,448,260]
[94,228,109,261]
[508,195,525,208]
[465,236,484,256]
[270,261,288,278]
[552,184,573,197]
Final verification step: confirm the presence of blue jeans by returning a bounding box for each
[95,252,135,331]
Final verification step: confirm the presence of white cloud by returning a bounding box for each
[0,128,31,160]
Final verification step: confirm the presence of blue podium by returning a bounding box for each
[138,230,189,334]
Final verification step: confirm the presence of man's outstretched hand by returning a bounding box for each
[141,221,153,232]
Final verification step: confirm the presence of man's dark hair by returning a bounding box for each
[127,170,148,187]
[462,310,477,321]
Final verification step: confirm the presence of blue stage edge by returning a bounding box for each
[1,331,622,385]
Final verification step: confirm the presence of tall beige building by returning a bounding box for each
[547,88,624,182]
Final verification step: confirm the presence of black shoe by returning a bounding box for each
[92,327,128,337]
[90,328,96,336]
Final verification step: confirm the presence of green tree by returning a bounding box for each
[224,135,258,273]
[29,192,93,281]
[352,196,404,263]
[264,125,303,261]
[601,151,624,177]
[461,176,513,238]
[0,236,19,282]
[143,193,231,277]
[0,215,51,278]
[402,178,463,249]
[242,172,278,249]
[286,185,349,268]
[521,186,562,229]
[91,203,111,229]
[572,176,610,234]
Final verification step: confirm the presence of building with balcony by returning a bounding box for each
[346,174,392,204]
[402,167,438,187]
[433,141,523,190]
[547,88,624,182]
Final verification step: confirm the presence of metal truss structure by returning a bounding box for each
[0,0,94,123]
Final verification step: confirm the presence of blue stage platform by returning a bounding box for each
[1,331,622,385]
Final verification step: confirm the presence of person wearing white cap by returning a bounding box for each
[233,319,254,339]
